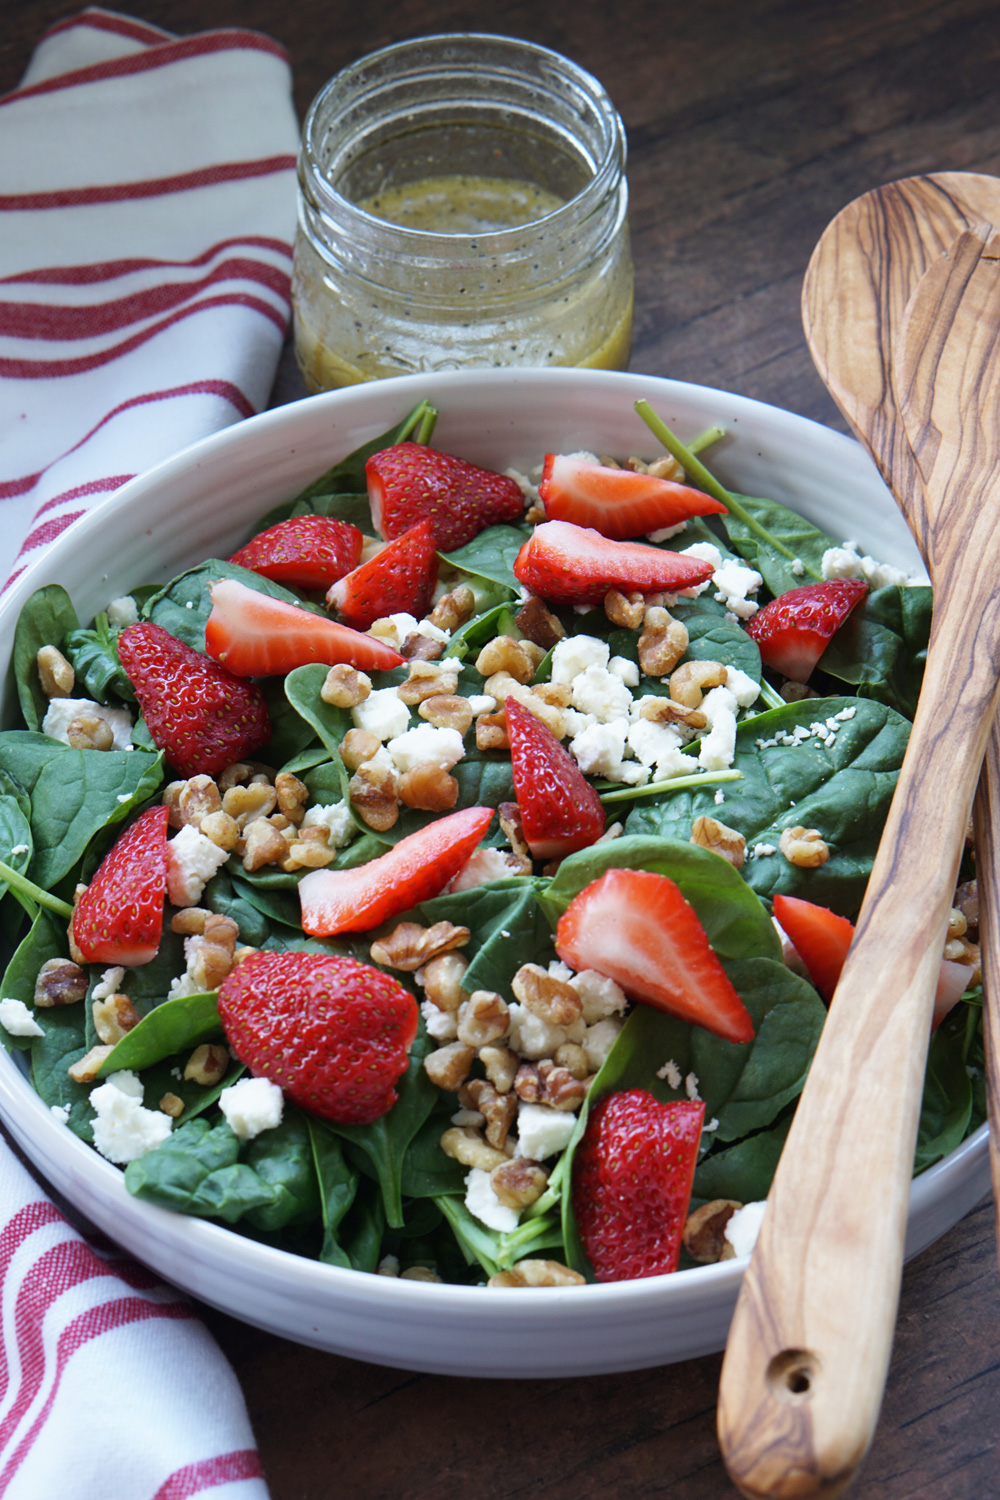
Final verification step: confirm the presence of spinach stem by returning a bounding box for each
[757,679,786,710]
[411,402,439,445]
[0,861,73,921]
[634,399,822,579]
[688,425,726,456]
[599,769,742,805]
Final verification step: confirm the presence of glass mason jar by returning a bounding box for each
[291,33,634,391]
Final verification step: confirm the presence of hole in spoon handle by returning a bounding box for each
[766,1348,822,1405]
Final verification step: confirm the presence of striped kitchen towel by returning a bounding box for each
[0,6,299,590]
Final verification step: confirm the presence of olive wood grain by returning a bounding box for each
[717,227,1000,1498]
[800,171,1000,1269]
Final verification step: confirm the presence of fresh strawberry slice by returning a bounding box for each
[299,806,493,935]
[539,453,727,539]
[366,441,525,549]
[513,520,713,606]
[326,519,438,631]
[228,515,363,589]
[217,951,418,1125]
[70,805,169,966]
[572,1089,705,1282]
[555,867,755,1043]
[773,892,976,1027]
[506,698,604,858]
[117,621,271,778]
[204,578,405,676]
[745,578,868,682]
[771,892,853,1004]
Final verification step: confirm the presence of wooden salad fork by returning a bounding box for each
[717,225,1000,1497]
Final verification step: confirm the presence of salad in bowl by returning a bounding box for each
[0,369,985,1376]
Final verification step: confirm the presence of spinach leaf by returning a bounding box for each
[398,1110,466,1199]
[26,746,164,889]
[124,1119,252,1217]
[443,602,524,661]
[819,585,932,720]
[64,613,136,705]
[203,870,271,947]
[625,697,910,914]
[29,994,93,1141]
[307,1118,361,1267]
[242,1110,322,1232]
[439,524,530,595]
[12,586,80,731]
[0,770,33,912]
[142,561,320,652]
[416,878,555,997]
[0,908,66,1054]
[693,1118,792,1202]
[95,992,222,1076]
[715,493,833,596]
[283,665,352,762]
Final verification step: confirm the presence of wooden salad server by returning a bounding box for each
[717,225,1000,1498]
[799,170,1000,1244]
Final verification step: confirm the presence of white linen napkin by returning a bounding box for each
[0,8,302,1493]
[0,5,299,590]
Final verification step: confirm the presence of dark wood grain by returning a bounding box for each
[5,2,1000,1496]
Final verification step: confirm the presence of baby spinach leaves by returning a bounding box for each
[95,992,222,1077]
[439,524,529,596]
[64,613,136,705]
[12,585,80,731]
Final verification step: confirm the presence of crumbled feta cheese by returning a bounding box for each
[724,1200,767,1259]
[570,665,633,723]
[507,1002,583,1060]
[9,844,27,858]
[685,1071,702,1101]
[820,544,863,580]
[548,959,575,983]
[351,686,411,741]
[166,971,201,1001]
[656,1059,683,1088]
[859,556,911,590]
[50,1103,71,1125]
[0,998,44,1038]
[465,1167,520,1231]
[725,665,761,709]
[582,1017,623,1072]
[608,655,641,688]
[749,842,777,859]
[42,697,133,751]
[549,634,609,684]
[414,619,451,644]
[713,560,763,620]
[444,847,517,892]
[627,717,684,768]
[646,520,688,542]
[467,694,496,715]
[165,824,230,907]
[219,1076,284,1141]
[515,1103,578,1161]
[377,1254,401,1277]
[368,612,421,649]
[89,1071,172,1164]
[568,718,629,778]
[91,966,125,1003]
[386,723,465,774]
[106,595,139,628]
[791,558,805,577]
[698,686,738,771]
[420,998,458,1043]
[714,789,726,805]
[301,799,356,849]
[570,969,628,1024]
[682,541,723,571]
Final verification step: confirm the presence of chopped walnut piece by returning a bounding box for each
[479,1043,519,1093]
[481,669,521,702]
[536,1059,588,1110]
[176,775,223,828]
[339,728,382,770]
[68,1044,114,1083]
[283,829,338,870]
[65,712,114,751]
[92,992,141,1045]
[670,658,727,707]
[683,1199,742,1264]
[397,764,459,812]
[274,772,309,824]
[183,1043,229,1086]
[429,584,476,633]
[604,589,646,630]
[417,694,474,733]
[370,920,470,972]
[33,958,87,1008]
[955,879,979,930]
[199,810,240,852]
[488,1259,585,1288]
[628,452,687,482]
[514,595,566,650]
[553,1041,590,1080]
[439,1126,508,1171]
[638,606,689,677]
[460,1078,518,1148]
[398,661,458,705]
[349,760,399,832]
[778,825,830,868]
[513,1062,545,1104]
[400,632,445,661]
[36,644,75,698]
[490,1158,549,1209]
[638,696,707,730]
[456,990,510,1046]
[217,762,274,792]
[690,815,747,869]
[188,914,240,990]
[947,906,968,940]
[421,952,471,1013]
[320,664,371,708]
[171,907,210,935]
[511,964,582,1027]
[475,711,509,751]
[223,781,278,830]
[474,636,538,684]
[242,816,291,872]
[498,802,533,873]
[399,1265,443,1282]
[159,1092,185,1119]
[423,1042,476,1092]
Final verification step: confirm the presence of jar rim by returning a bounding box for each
[299,32,626,257]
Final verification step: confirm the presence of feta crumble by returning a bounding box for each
[386,723,465,774]
[0,997,44,1038]
[42,698,133,751]
[656,1059,683,1088]
[90,1071,172,1164]
[165,824,230,907]
[515,1103,578,1160]
[219,1076,284,1141]
[724,1200,767,1259]
[465,1167,519,1232]
[351,687,411,741]
[301,800,356,849]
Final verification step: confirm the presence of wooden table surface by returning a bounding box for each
[5,1,1000,1495]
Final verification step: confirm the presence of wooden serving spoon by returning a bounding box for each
[717,226,1000,1498]
[800,170,1000,1236]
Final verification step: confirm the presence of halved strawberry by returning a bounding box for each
[773,892,977,1027]
[539,453,727,538]
[513,520,713,606]
[572,1089,705,1282]
[117,621,271,778]
[366,441,525,549]
[745,579,868,683]
[70,805,169,966]
[299,806,494,935]
[555,867,755,1043]
[506,698,604,859]
[204,578,405,676]
[326,520,438,631]
[218,951,418,1126]
[228,516,363,589]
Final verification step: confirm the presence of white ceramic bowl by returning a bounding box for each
[0,369,986,1376]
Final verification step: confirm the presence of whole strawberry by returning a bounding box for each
[228,515,363,589]
[506,698,605,858]
[217,951,419,1126]
[71,805,169,966]
[745,578,868,682]
[117,621,271,777]
[366,441,526,549]
[572,1089,705,1282]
